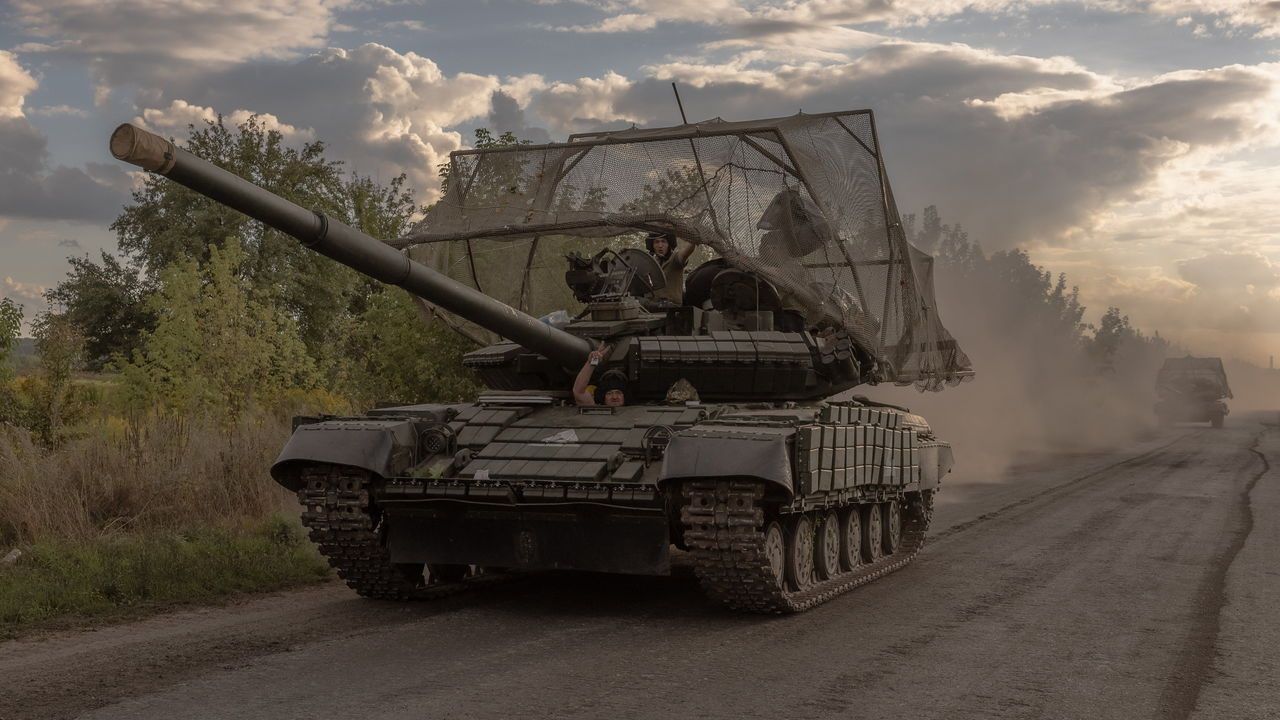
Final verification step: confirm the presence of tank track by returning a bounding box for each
[297,464,514,600]
[681,479,932,613]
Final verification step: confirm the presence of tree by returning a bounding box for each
[437,128,530,197]
[0,298,21,381]
[110,115,421,373]
[1089,306,1131,366]
[0,298,24,426]
[118,244,319,417]
[345,289,480,406]
[903,205,944,254]
[24,312,90,445]
[44,251,154,370]
[49,118,488,412]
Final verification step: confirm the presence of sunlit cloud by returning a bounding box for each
[135,100,316,141]
[0,51,38,119]
[9,0,351,98]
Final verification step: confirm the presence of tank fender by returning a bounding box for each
[658,426,794,498]
[271,419,419,491]
[918,441,954,491]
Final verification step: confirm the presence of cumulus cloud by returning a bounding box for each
[487,90,552,144]
[1137,0,1280,38]
[135,100,315,140]
[0,51,38,119]
[9,0,350,91]
[1178,251,1280,293]
[0,54,132,222]
[138,44,524,198]
[546,0,1280,39]
[1171,251,1280,335]
[2,276,48,308]
[529,71,636,134]
[1037,142,1280,358]
[1103,153,1280,253]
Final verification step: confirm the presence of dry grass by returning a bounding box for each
[0,408,337,635]
[0,410,301,544]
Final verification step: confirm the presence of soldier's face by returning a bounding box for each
[652,237,670,257]
[603,390,626,406]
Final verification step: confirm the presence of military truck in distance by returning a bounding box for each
[1155,356,1231,428]
[109,110,973,612]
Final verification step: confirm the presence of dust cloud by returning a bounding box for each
[863,263,1169,483]
[1222,359,1280,416]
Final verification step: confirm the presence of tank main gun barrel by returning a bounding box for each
[109,124,592,368]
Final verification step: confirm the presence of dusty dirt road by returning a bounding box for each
[2,414,1276,720]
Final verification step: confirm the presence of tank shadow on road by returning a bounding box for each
[356,563,767,627]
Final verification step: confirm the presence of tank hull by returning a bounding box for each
[384,504,672,575]
[275,398,951,611]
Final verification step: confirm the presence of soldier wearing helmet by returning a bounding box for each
[646,229,696,305]
[573,343,627,407]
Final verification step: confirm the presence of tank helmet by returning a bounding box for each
[645,230,676,256]
[594,369,629,403]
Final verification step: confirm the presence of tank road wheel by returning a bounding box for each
[785,515,816,591]
[882,500,902,555]
[813,510,842,581]
[763,521,787,588]
[681,480,936,613]
[839,506,863,571]
[861,504,883,563]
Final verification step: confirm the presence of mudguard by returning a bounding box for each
[658,425,794,497]
[918,441,954,490]
[271,419,419,491]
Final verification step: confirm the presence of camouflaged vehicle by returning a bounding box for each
[1155,356,1231,429]
[110,110,973,612]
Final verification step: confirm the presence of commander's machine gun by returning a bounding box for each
[110,109,972,612]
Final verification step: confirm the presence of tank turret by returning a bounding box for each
[109,124,593,369]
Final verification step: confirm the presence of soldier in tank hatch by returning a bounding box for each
[573,343,627,407]
[647,229,696,305]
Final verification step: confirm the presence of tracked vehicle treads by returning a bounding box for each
[110,110,973,612]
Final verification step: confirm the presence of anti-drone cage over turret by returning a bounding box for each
[396,110,971,390]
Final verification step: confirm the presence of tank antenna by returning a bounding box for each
[671,82,689,123]
[670,82,723,239]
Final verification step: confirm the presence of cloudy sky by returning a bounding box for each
[1,0,1277,361]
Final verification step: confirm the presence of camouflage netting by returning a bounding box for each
[396,111,972,390]
[1157,356,1233,399]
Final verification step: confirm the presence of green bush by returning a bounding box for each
[0,516,329,637]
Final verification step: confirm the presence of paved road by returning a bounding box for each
[3,414,1276,720]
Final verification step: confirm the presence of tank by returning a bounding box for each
[1154,356,1231,428]
[110,110,973,613]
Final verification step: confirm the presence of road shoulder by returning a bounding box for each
[1191,421,1279,719]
